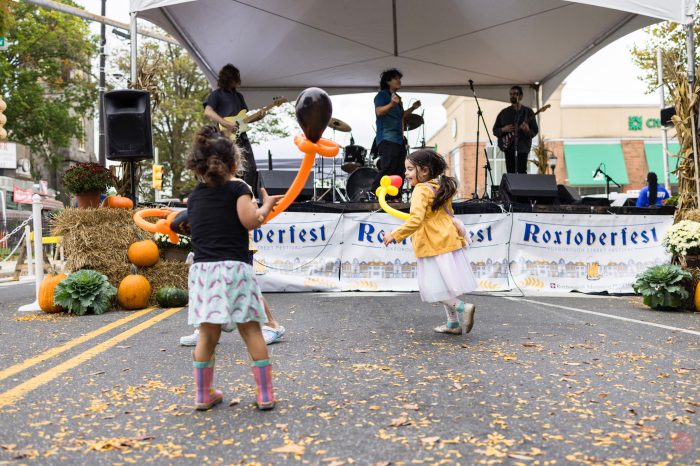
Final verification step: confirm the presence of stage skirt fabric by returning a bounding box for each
[416,247,477,303]
[188,260,268,327]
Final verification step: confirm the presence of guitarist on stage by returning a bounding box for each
[203,64,265,196]
[492,86,539,174]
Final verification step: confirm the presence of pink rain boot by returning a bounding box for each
[193,357,223,411]
[251,359,275,410]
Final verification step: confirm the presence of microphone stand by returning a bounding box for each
[469,79,495,200]
[598,165,621,202]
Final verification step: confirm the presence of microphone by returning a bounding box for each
[468,79,474,91]
[593,164,602,178]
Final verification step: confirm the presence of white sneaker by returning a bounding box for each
[180,329,199,346]
[262,325,285,345]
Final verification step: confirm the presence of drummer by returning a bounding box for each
[371,68,421,202]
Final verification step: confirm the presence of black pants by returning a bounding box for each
[238,137,259,198]
[371,140,407,200]
[505,148,528,174]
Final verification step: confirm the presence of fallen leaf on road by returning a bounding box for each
[390,416,412,427]
[271,443,305,455]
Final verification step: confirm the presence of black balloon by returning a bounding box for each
[295,87,332,143]
[170,210,190,235]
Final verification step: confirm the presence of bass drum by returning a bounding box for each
[346,167,378,202]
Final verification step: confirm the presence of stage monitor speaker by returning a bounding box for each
[557,184,581,204]
[104,90,153,161]
[660,106,676,127]
[258,170,313,200]
[499,173,559,204]
[580,197,611,207]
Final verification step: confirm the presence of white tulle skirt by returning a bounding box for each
[416,247,477,303]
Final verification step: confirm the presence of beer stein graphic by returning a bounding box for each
[586,258,601,280]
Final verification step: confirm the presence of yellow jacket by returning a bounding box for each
[391,180,466,258]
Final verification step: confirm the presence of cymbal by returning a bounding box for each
[405,114,424,131]
[328,117,352,132]
[410,145,437,150]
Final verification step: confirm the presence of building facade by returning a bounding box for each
[0,114,95,216]
[428,85,676,199]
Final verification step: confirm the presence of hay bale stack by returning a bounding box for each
[52,208,188,305]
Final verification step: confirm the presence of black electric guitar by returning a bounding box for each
[497,104,550,151]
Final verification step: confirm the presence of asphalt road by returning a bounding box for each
[0,283,698,465]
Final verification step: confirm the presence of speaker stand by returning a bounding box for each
[129,161,137,204]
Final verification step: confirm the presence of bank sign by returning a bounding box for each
[628,115,662,131]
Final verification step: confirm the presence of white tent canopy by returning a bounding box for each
[129,0,692,107]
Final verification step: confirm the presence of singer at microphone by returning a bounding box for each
[372,68,421,201]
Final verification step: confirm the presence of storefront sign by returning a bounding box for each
[13,186,33,204]
[0,141,16,169]
[628,116,662,131]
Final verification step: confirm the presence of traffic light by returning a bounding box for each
[152,164,163,191]
[0,95,6,141]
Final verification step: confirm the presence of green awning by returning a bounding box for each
[644,142,680,184]
[564,143,629,186]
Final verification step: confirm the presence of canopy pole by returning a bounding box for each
[130,11,138,84]
[657,49,671,192]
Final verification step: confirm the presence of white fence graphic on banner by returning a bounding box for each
[252,212,673,294]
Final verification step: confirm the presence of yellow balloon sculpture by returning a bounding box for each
[375,175,409,220]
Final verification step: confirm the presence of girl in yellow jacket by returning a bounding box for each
[383,149,477,335]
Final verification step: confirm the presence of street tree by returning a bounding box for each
[631,14,700,94]
[114,38,293,200]
[0,1,98,190]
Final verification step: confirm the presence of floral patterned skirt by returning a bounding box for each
[187,260,267,327]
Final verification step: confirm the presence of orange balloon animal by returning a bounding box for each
[263,134,339,223]
[133,208,181,244]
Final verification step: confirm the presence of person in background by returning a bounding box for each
[636,172,670,207]
[203,64,264,197]
[492,85,539,174]
[371,68,421,201]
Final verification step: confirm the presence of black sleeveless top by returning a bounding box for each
[187,180,253,264]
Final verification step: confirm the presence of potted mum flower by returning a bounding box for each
[661,220,700,267]
[63,162,114,208]
[154,232,193,262]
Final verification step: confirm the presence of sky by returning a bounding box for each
[77,1,659,160]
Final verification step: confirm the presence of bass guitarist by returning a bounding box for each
[203,64,265,196]
[492,86,539,174]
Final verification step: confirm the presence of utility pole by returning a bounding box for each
[98,0,106,166]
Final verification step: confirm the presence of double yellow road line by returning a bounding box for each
[0,306,183,409]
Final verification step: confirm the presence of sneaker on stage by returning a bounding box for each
[262,325,286,345]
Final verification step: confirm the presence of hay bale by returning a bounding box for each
[141,260,189,305]
[52,208,189,305]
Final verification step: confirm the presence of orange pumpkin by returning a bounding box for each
[105,195,134,209]
[38,273,68,313]
[127,240,159,267]
[117,273,152,310]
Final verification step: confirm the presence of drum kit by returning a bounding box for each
[317,114,425,202]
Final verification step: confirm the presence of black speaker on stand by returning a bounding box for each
[499,174,559,205]
[104,90,153,203]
